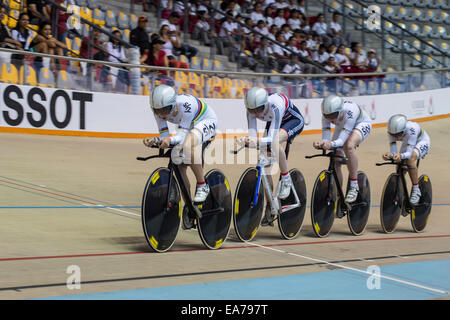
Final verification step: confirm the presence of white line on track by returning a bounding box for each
[248,241,450,295]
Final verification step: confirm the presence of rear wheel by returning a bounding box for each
[197,169,233,249]
[142,168,181,253]
[233,167,265,242]
[380,173,403,233]
[311,170,337,238]
[278,168,307,239]
[347,171,371,236]
[411,174,432,233]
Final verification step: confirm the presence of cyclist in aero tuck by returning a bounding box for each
[382,114,431,205]
[238,87,305,226]
[313,94,372,204]
[143,84,218,210]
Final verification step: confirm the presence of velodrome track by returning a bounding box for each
[0,117,449,300]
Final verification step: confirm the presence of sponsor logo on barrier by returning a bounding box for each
[0,85,93,130]
[411,99,426,115]
[428,96,433,115]
[370,100,376,120]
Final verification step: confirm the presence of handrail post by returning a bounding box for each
[401,28,405,71]
[183,0,188,43]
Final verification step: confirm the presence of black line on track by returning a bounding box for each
[1,250,449,292]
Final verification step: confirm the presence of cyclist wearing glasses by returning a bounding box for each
[382,114,430,205]
[313,95,372,204]
[143,85,217,203]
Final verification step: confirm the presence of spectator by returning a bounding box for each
[193,11,212,46]
[298,40,311,61]
[274,0,289,9]
[52,0,72,45]
[280,23,292,42]
[254,20,269,43]
[312,13,331,46]
[11,13,33,69]
[242,17,256,45]
[80,28,109,61]
[312,44,329,65]
[297,0,306,15]
[334,44,351,69]
[350,41,367,69]
[216,11,239,61]
[306,33,319,52]
[250,2,265,24]
[282,53,302,74]
[104,30,129,92]
[264,6,275,27]
[324,56,340,73]
[300,15,311,34]
[160,12,197,60]
[159,25,188,69]
[288,9,301,30]
[272,31,290,70]
[328,12,351,47]
[27,0,51,25]
[327,44,336,58]
[141,34,169,76]
[366,49,379,71]
[31,21,67,56]
[0,5,21,49]
[286,36,299,54]
[254,37,276,71]
[130,16,151,55]
[274,8,286,28]
[268,24,279,41]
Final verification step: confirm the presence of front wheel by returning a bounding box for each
[347,171,371,236]
[278,168,307,240]
[380,173,403,233]
[142,167,181,253]
[197,169,233,249]
[311,170,337,238]
[411,174,432,233]
[233,167,265,242]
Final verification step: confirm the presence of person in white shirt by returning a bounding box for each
[104,30,129,92]
[193,11,212,46]
[328,12,351,47]
[312,14,332,47]
[254,20,270,42]
[366,49,379,71]
[273,0,289,9]
[280,23,293,42]
[334,44,351,67]
[251,2,265,24]
[254,37,276,71]
[272,31,290,70]
[216,11,239,61]
[274,8,287,28]
[350,42,368,69]
[297,0,306,15]
[282,53,302,74]
[288,9,302,30]
[264,6,275,27]
[312,44,330,65]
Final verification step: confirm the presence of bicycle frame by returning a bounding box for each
[250,140,301,216]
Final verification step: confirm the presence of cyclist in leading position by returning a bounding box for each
[313,94,372,203]
[143,84,217,207]
[382,114,431,205]
[238,87,305,225]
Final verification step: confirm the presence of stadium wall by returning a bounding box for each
[0,83,448,138]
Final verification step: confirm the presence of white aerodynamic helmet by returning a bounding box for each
[387,114,407,136]
[321,94,343,119]
[245,87,268,114]
[150,85,176,116]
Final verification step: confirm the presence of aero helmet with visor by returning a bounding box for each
[321,94,343,120]
[245,87,268,115]
[150,85,176,116]
[387,114,407,138]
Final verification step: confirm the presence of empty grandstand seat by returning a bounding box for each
[76,0,88,6]
[190,57,201,70]
[87,0,99,10]
[385,37,398,50]
[129,14,138,30]
[419,9,435,22]
[384,6,396,20]
[432,11,448,24]
[117,11,129,30]
[19,64,37,86]
[56,70,74,89]
[329,1,342,14]
[38,67,55,88]
[105,10,117,28]
[433,26,448,39]
[411,54,424,67]
[416,0,430,8]
[395,7,409,21]
[80,7,93,23]
[213,59,224,72]
[424,56,438,68]
[420,25,434,38]
[93,8,106,27]
[0,62,18,84]
[439,42,449,55]
[410,8,423,21]
[387,0,402,4]
[436,0,449,9]
[409,23,421,36]
[202,58,213,70]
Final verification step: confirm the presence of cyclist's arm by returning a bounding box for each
[247,112,258,139]
[330,116,356,148]
[400,132,418,160]
[259,108,282,146]
[322,117,331,141]
[156,117,170,138]
[389,134,397,155]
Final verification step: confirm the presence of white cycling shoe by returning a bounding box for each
[410,188,421,205]
[193,183,210,203]
[278,177,292,200]
[345,187,359,203]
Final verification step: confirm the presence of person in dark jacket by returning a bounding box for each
[130,15,151,55]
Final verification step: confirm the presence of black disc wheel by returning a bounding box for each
[347,171,371,236]
[411,174,432,233]
[278,168,307,239]
[197,169,233,249]
[380,173,403,233]
[233,167,265,242]
[311,170,337,238]
[142,168,181,253]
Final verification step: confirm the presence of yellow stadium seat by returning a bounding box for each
[188,72,203,96]
[9,0,20,10]
[80,7,93,23]
[8,10,19,29]
[1,62,19,84]
[56,70,74,89]
[38,67,55,88]
[20,64,37,86]
[174,71,188,83]
[207,76,223,98]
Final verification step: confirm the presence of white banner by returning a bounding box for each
[0,83,448,137]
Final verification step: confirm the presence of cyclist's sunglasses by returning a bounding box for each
[324,111,340,120]
[248,104,266,115]
[154,105,173,116]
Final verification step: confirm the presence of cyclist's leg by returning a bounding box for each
[407,150,419,185]
[343,131,361,182]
